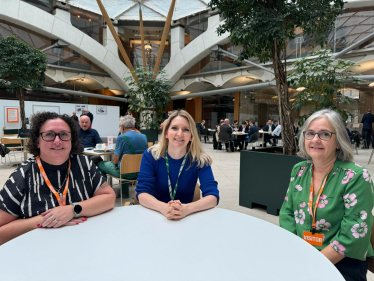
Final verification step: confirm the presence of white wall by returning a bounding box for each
[1,100,120,138]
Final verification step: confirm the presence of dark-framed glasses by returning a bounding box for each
[40,131,72,142]
[303,130,335,141]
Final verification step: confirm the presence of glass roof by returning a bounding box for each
[64,0,211,21]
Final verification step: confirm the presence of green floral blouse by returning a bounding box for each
[279,159,374,261]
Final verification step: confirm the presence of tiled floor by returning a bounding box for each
[1,143,374,279]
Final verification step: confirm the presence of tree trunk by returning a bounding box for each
[19,88,26,130]
[271,40,297,155]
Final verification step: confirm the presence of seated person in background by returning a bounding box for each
[247,120,259,143]
[196,119,209,143]
[213,123,221,150]
[220,118,234,152]
[136,110,219,220]
[237,121,250,150]
[271,122,281,146]
[78,115,103,148]
[280,109,374,280]
[0,112,115,245]
[98,115,148,198]
[264,119,273,146]
[232,120,239,130]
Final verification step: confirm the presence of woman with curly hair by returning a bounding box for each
[135,110,219,220]
[0,112,115,245]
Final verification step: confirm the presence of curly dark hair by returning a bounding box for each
[26,112,82,156]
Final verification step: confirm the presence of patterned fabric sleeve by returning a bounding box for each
[279,165,299,234]
[329,168,374,261]
[83,156,104,194]
[0,169,25,217]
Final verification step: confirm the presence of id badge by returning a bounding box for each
[303,231,323,247]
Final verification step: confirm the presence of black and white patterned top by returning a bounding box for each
[0,154,104,218]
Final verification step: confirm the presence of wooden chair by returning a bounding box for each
[1,134,23,164]
[106,154,143,206]
[125,183,201,206]
[148,142,153,148]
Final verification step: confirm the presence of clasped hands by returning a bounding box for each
[163,200,188,220]
[36,205,87,229]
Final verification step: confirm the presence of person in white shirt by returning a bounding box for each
[271,123,281,146]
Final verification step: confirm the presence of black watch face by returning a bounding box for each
[74,204,82,213]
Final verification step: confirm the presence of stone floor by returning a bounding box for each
[1,143,374,279]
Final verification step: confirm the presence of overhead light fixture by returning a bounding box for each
[77,15,80,18]
[186,98,193,101]
[89,19,91,22]
[289,98,295,102]
[369,82,374,87]
[145,43,152,51]
[296,87,306,92]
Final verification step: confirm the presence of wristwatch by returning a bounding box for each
[72,202,82,218]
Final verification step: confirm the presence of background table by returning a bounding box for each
[0,207,343,281]
[82,148,114,161]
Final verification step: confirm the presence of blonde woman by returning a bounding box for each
[136,110,219,220]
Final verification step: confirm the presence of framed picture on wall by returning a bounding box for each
[96,106,107,115]
[6,108,19,123]
[75,104,87,115]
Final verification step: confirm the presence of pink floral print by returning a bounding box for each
[351,222,368,238]
[342,170,354,184]
[298,167,306,177]
[355,163,362,168]
[295,185,303,191]
[343,193,357,209]
[318,195,328,208]
[316,219,331,231]
[290,177,294,182]
[285,196,288,202]
[330,241,345,255]
[363,169,371,182]
[300,202,306,208]
[360,211,368,220]
[294,209,305,225]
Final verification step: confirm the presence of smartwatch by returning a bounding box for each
[72,202,82,218]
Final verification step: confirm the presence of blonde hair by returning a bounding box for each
[150,110,212,168]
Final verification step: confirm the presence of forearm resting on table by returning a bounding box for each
[0,216,40,246]
[321,245,344,264]
[138,193,167,213]
[184,195,217,215]
[78,187,116,217]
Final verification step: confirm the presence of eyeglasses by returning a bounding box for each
[303,130,336,141]
[40,131,72,142]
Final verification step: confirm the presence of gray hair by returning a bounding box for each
[298,109,353,162]
[119,115,135,129]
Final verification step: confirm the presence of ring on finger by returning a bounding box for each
[51,215,56,221]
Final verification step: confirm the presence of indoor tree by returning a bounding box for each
[124,68,171,130]
[0,36,47,129]
[208,0,345,155]
[288,49,363,124]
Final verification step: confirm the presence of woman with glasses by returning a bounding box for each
[279,109,374,280]
[0,112,115,245]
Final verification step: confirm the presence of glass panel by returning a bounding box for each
[202,94,235,129]
[70,7,103,44]
[21,0,54,14]
[0,20,106,73]
[185,12,209,46]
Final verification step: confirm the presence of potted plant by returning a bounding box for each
[288,49,363,125]
[124,68,172,143]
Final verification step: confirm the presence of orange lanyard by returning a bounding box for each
[36,155,71,206]
[309,164,334,233]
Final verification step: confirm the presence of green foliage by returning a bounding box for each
[288,50,364,124]
[0,36,47,93]
[209,0,344,63]
[124,68,171,130]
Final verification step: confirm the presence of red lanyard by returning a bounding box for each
[36,155,71,206]
[309,164,334,233]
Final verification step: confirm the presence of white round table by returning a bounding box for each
[0,206,343,281]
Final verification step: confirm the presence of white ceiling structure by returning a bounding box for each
[65,0,211,21]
